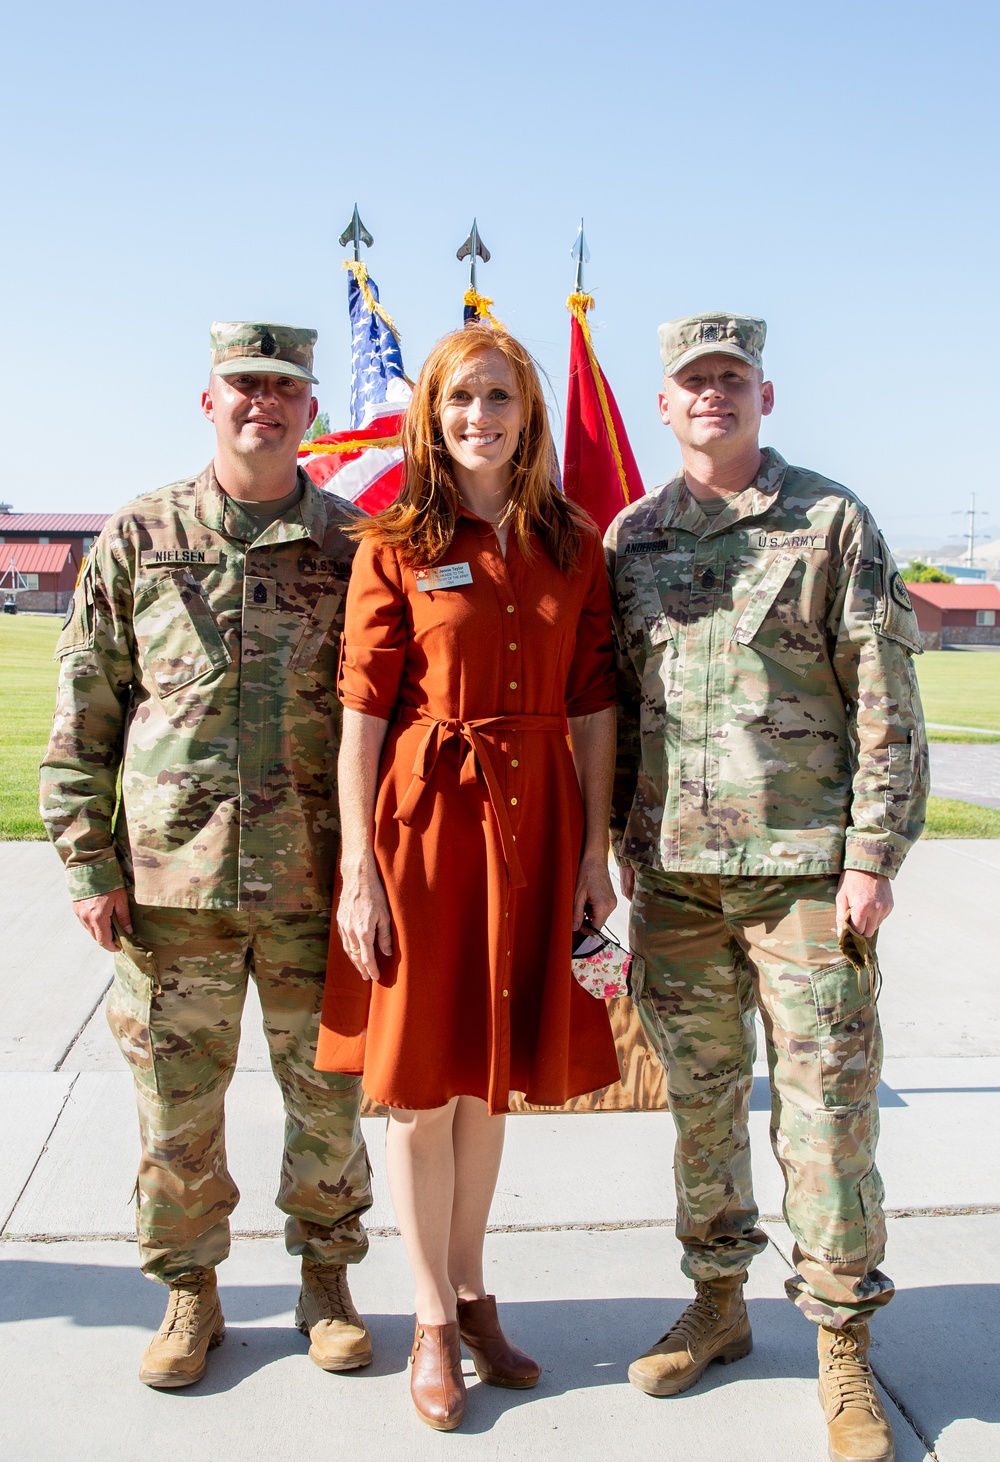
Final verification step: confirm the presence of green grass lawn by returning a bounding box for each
[915,650,1000,730]
[924,796,1000,838]
[0,615,60,839]
[927,728,1000,743]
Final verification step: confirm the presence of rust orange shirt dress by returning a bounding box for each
[315,509,621,1113]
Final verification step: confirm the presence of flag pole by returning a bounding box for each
[457,219,501,327]
[336,206,400,341]
[571,217,589,294]
[564,219,642,524]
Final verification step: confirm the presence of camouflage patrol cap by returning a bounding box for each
[209,322,319,384]
[658,312,766,378]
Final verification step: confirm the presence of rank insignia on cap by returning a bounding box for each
[209,321,319,383]
[657,312,766,378]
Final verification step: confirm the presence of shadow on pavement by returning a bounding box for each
[873,1283,1000,1448]
[2,1256,996,1442]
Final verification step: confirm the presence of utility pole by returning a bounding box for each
[966,493,976,568]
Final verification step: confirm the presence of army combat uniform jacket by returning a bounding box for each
[606,449,929,880]
[41,466,360,912]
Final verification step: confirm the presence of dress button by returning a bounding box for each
[502,989,508,998]
[509,681,517,690]
[510,797,518,806]
[510,758,518,768]
[509,642,517,651]
[506,604,515,613]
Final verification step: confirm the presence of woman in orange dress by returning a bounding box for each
[316,325,620,1430]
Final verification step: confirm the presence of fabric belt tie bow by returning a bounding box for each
[393,711,565,889]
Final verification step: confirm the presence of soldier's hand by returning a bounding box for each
[836,870,893,939]
[338,855,393,982]
[573,850,617,932]
[72,888,132,951]
[619,864,636,901]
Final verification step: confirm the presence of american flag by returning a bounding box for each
[299,263,411,513]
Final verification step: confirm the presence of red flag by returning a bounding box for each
[563,293,644,534]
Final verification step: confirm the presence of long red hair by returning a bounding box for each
[356,326,588,573]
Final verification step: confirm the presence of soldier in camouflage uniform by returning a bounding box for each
[40,323,373,1389]
[606,313,927,1462]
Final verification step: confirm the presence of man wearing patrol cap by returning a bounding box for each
[606,312,927,1462]
[41,322,374,1388]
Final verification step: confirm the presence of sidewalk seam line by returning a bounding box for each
[869,1374,941,1461]
[762,1220,941,1460]
[54,975,113,1072]
[1,1073,79,1230]
[6,1204,1000,1243]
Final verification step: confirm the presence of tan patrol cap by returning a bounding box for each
[210,322,319,384]
[658,312,766,378]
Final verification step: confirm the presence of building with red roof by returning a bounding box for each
[0,542,79,613]
[0,506,109,613]
[904,581,1000,651]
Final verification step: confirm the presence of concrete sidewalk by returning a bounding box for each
[2,840,998,1460]
[930,743,1000,809]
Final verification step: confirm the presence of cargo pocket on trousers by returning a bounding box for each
[858,1166,887,1269]
[106,923,159,1089]
[810,960,878,1108]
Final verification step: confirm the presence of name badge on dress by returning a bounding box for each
[415,563,474,591]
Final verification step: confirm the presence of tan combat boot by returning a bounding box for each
[818,1324,895,1462]
[628,1273,752,1397]
[295,1257,373,1371]
[139,1270,225,1388]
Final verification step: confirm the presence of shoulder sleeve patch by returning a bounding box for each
[875,550,922,654]
[889,570,912,611]
[55,562,96,657]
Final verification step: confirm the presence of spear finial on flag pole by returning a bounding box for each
[457,219,502,327]
[571,217,590,294]
[339,204,374,262]
[563,221,644,532]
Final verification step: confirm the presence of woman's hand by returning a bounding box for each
[338,854,393,982]
[573,848,617,932]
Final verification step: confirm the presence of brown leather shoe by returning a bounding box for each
[818,1324,895,1462]
[628,1273,752,1397]
[139,1270,225,1389]
[457,1295,540,1388]
[409,1319,466,1431]
[295,1258,373,1371]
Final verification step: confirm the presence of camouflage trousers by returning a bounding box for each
[107,904,371,1285]
[630,869,893,1329]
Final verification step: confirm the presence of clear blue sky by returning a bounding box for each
[2,0,998,553]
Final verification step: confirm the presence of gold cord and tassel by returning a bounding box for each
[343,259,403,340]
[463,289,505,331]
